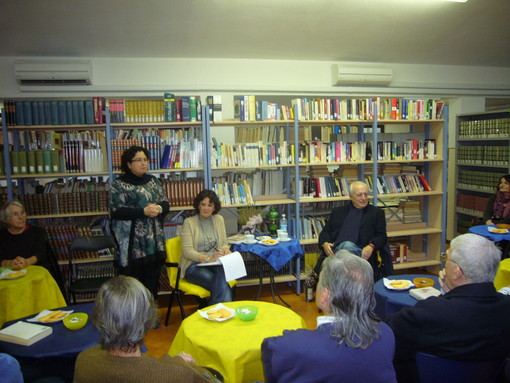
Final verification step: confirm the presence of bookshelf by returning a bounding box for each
[293,113,447,272]
[0,95,448,293]
[454,110,510,235]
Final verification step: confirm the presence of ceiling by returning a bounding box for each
[2,0,510,68]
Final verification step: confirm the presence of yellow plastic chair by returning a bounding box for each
[164,237,237,326]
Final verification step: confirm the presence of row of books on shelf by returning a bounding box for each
[215,170,286,198]
[232,96,445,122]
[376,138,436,161]
[289,97,445,121]
[161,178,205,207]
[234,96,291,122]
[111,137,203,171]
[457,146,509,166]
[367,174,431,194]
[456,193,489,214]
[2,99,102,126]
[301,141,371,163]
[46,225,107,261]
[458,117,510,139]
[114,126,202,142]
[212,181,254,206]
[235,125,287,144]
[297,173,430,199]
[19,178,108,216]
[211,140,294,168]
[6,146,106,176]
[457,170,503,192]
[113,95,205,123]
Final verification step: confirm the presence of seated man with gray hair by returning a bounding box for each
[386,233,510,383]
[261,250,397,383]
[315,181,390,279]
[74,275,218,383]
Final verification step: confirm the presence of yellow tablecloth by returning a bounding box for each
[494,258,510,291]
[168,300,306,383]
[0,265,67,327]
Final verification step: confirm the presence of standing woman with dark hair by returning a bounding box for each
[484,174,510,225]
[109,146,169,300]
[180,189,233,305]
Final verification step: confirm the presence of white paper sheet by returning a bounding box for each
[196,251,247,282]
[219,251,247,282]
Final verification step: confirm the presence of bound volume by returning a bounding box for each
[0,321,52,346]
[409,287,441,301]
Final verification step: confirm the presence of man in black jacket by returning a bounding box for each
[386,233,510,383]
[315,181,388,276]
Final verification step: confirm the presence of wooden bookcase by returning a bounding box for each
[454,110,510,235]
[0,96,448,295]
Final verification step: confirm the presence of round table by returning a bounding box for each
[0,303,97,359]
[168,300,306,383]
[374,274,440,318]
[0,265,67,327]
[494,258,510,290]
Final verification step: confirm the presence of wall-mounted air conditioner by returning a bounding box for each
[14,59,93,85]
[332,65,393,86]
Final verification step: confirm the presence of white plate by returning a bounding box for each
[243,239,258,245]
[198,303,236,322]
[488,226,509,234]
[0,268,27,280]
[257,236,271,241]
[278,237,292,242]
[383,278,414,291]
[259,239,280,246]
[27,309,74,323]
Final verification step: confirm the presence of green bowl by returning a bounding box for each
[236,305,258,321]
[63,312,88,330]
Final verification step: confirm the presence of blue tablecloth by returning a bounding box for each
[468,225,510,242]
[374,274,440,319]
[233,237,303,272]
[0,303,98,359]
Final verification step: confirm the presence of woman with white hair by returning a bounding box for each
[0,199,48,270]
[262,250,397,383]
[74,275,218,383]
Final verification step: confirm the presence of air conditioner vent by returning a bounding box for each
[14,59,93,86]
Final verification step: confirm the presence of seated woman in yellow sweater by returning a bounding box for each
[74,275,218,383]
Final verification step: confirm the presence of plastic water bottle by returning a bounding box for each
[280,214,288,232]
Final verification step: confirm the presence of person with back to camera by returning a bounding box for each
[180,189,233,305]
[261,250,397,383]
[0,199,49,270]
[484,174,510,225]
[73,275,219,383]
[314,180,388,277]
[385,233,510,383]
[109,145,170,300]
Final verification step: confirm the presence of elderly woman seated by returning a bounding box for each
[0,200,49,270]
[74,275,219,383]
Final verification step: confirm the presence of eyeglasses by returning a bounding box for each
[204,239,218,253]
[9,211,26,218]
[131,158,149,163]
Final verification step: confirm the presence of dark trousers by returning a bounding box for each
[119,260,162,301]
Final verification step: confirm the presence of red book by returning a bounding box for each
[418,174,432,191]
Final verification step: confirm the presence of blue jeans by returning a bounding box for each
[185,263,233,305]
[314,241,363,275]
[334,241,363,257]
